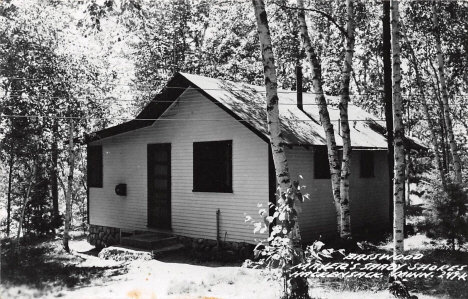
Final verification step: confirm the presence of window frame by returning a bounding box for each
[360,151,375,178]
[87,145,103,188]
[193,140,233,193]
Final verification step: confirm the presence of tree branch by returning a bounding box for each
[275,3,348,37]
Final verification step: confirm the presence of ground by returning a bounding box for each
[1,232,467,299]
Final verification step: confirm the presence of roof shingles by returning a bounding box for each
[182,72,387,148]
[88,72,425,150]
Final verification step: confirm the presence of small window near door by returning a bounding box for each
[88,145,103,187]
[360,151,375,178]
[314,146,331,179]
[193,140,232,193]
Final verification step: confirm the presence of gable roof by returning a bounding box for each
[87,72,424,150]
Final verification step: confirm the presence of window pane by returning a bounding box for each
[154,150,168,162]
[88,146,103,187]
[193,140,232,192]
[314,146,330,179]
[154,178,168,191]
[154,164,167,176]
[360,151,375,178]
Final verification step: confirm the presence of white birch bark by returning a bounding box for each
[338,0,354,239]
[252,0,303,253]
[252,1,307,296]
[252,0,290,200]
[432,0,463,184]
[63,120,74,252]
[390,0,404,255]
[297,0,341,235]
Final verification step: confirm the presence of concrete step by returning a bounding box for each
[121,233,179,250]
[152,243,185,257]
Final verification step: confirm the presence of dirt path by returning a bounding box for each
[55,239,281,299]
[1,236,448,299]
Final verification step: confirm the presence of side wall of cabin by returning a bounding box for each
[286,147,390,243]
[88,88,269,244]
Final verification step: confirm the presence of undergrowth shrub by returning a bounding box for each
[422,183,468,250]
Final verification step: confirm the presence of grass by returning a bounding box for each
[166,269,242,295]
[302,235,468,299]
[2,231,467,299]
[401,248,468,299]
[1,235,127,295]
[161,231,467,299]
[166,280,200,295]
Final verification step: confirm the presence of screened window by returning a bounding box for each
[314,146,331,179]
[88,145,103,188]
[360,151,375,178]
[193,140,232,193]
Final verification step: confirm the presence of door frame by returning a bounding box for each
[147,143,172,229]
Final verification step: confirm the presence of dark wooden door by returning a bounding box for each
[147,144,171,229]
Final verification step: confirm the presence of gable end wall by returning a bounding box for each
[88,88,269,244]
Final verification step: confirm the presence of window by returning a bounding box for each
[314,146,330,179]
[360,151,375,178]
[88,145,103,187]
[193,140,232,193]
[314,146,343,179]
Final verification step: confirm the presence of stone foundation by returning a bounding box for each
[87,224,120,249]
[87,225,256,262]
[176,235,255,262]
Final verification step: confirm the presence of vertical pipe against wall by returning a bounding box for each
[216,209,220,247]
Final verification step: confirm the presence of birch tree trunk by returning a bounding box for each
[438,107,449,173]
[63,120,74,252]
[7,151,14,236]
[401,27,446,188]
[432,0,463,184]
[51,119,60,220]
[383,0,394,227]
[252,1,308,297]
[297,0,341,235]
[338,0,354,239]
[390,0,405,255]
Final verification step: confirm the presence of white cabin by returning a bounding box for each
[86,73,397,245]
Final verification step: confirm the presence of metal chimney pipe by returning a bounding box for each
[296,66,303,110]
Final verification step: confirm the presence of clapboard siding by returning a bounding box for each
[89,87,390,245]
[89,88,269,244]
[286,148,389,243]
[348,150,390,230]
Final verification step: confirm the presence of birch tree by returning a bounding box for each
[296,0,356,239]
[1,1,117,241]
[390,0,405,255]
[63,120,75,252]
[382,0,394,226]
[432,0,463,184]
[338,0,355,239]
[297,0,341,236]
[251,0,308,297]
[401,25,446,188]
